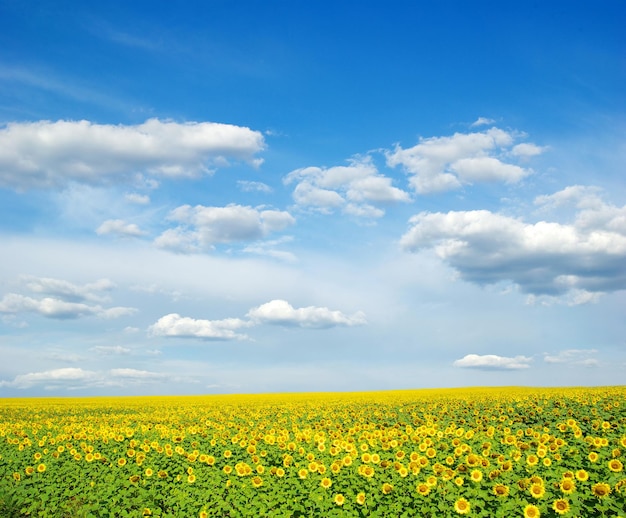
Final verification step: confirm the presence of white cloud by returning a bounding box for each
[0,293,136,319]
[247,299,367,328]
[400,190,626,299]
[534,185,604,210]
[0,367,170,389]
[0,118,265,190]
[96,219,145,237]
[152,228,201,254]
[543,349,598,366]
[243,236,297,262]
[109,368,164,379]
[511,143,547,157]
[284,157,410,217]
[19,275,115,302]
[148,313,251,340]
[386,127,536,194]
[471,117,496,127]
[453,354,532,370]
[125,193,151,204]
[91,345,131,355]
[155,204,295,251]
[237,180,273,193]
[0,367,96,389]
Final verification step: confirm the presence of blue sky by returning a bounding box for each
[1,1,624,396]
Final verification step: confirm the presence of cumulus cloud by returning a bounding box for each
[0,367,169,389]
[0,118,265,190]
[284,157,410,217]
[400,189,626,301]
[247,299,367,328]
[386,127,540,193]
[453,354,532,370]
[96,219,145,237]
[154,204,295,252]
[148,313,251,340]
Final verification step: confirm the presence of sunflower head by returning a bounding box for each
[454,498,470,515]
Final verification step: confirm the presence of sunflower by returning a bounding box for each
[251,476,263,488]
[608,459,623,472]
[334,494,345,506]
[559,478,575,494]
[275,467,285,477]
[382,483,393,495]
[117,458,127,467]
[526,454,539,466]
[523,504,541,518]
[37,463,46,473]
[320,477,332,489]
[591,483,611,498]
[416,483,431,496]
[356,492,366,505]
[454,498,470,515]
[530,483,545,499]
[187,474,196,484]
[493,483,509,497]
[552,499,570,515]
[298,468,308,479]
[575,469,589,481]
[588,452,599,463]
[470,469,483,483]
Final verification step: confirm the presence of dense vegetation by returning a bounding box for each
[1,387,625,517]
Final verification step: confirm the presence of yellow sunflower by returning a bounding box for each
[454,498,470,515]
[530,483,545,499]
[591,483,611,498]
[334,494,345,506]
[552,499,570,515]
[493,483,509,497]
[523,504,541,518]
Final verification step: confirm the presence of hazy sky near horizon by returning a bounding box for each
[1,1,625,396]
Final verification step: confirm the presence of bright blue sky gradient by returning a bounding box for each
[1,1,625,395]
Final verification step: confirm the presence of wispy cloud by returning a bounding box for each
[453,354,532,370]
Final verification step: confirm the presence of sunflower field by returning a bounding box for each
[1,386,625,517]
